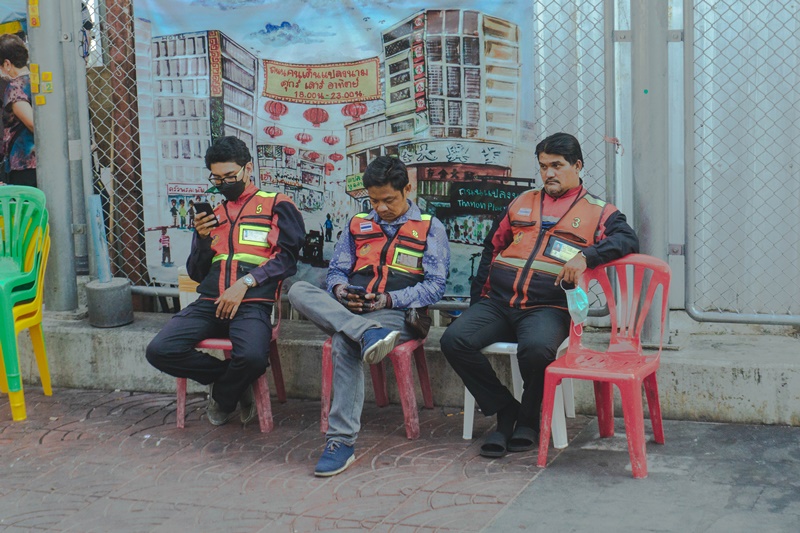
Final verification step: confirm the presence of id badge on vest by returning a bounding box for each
[394,249,423,270]
[240,226,270,246]
[543,235,583,263]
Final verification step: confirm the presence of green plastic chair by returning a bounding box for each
[0,217,50,396]
[0,186,48,421]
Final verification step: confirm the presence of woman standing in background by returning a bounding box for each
[0,34,36,188]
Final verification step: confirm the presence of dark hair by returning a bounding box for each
[362,156,408,191]
[0,34,29,68]
[535,132,583,167]
[204,136,251,169]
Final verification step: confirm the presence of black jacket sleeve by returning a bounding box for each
[186,232,215,283]
[470,206,511,304]
[582,210,639,268]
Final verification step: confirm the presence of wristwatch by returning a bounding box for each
[242,274,256,288]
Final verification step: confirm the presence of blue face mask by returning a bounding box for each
[561,280,589,325]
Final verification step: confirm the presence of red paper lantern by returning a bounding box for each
[306,151,321,162]
[341,102,368,122]
[322,135,340,146]
[283,147,296,156]
[264,100,288,121]
[329,153,344,163]
[303,107,329,128]
[295,132,312,145]
[324,162,334,175]
[263,125,283,138]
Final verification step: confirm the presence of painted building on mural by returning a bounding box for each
[132,2,538,292]
[256,144,332,213]
[345,9,533,247]
[134,28,261,283]
[151,30,258,188]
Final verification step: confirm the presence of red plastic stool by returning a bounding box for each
[175,337,284,433]
[320,337,433,440]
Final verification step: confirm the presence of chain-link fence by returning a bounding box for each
[532,0,612,201]
[688,0,800,322]
[533,0,612,312]
[85,0,149,287]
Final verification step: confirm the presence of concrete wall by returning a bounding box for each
[17,312,800,426]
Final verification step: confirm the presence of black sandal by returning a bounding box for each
[507,425,539,452]
[479,431,509,458]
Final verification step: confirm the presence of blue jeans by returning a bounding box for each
[288,281,413,446]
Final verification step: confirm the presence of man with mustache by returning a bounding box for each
[441,132,639,458]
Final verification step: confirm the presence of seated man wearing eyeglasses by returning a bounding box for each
[146,136,305,427]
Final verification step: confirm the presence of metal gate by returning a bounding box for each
[685,0,800,325]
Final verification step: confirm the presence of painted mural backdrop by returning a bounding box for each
[133,0,538,295]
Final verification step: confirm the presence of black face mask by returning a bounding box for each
[217,179,246,201]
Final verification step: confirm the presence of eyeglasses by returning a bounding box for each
[208,165,245,185]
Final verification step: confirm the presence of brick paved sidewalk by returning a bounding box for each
[0,389,589,532]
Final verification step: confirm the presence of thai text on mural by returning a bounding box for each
[451,183,524,213]
[167,183,208,196]
[346,173,364,193]
[262,58,381,104]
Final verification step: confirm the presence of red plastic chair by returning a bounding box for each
[320,337,434,440]
[537,254,671,478]
[175,291,286,433]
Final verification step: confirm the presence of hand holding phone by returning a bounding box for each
[193,202,219,229]
[346,285,367,296]
[193,202,217,220]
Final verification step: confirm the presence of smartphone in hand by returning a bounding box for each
[193,202,219,227]
[346,285,367,296]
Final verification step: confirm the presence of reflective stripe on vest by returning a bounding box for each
[212,252,270,265]
[239,224,271,247]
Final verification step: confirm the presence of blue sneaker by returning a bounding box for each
[360,327,400,365]
[314,440,356,477]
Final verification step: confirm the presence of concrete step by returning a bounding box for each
[16,312,800,425]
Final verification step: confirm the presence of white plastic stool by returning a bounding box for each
[462,340,575,449]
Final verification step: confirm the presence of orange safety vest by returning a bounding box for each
[490,188,613,308]
[204,190,282,302]
[348,213,433,294]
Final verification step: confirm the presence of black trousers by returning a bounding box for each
[146,299,272,412]
[440,298,570,427]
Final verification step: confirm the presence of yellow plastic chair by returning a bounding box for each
[0,224,51,397]
[0,186,48,421]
